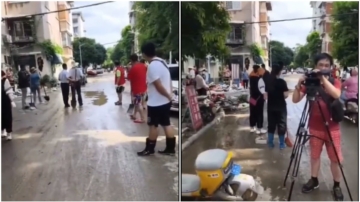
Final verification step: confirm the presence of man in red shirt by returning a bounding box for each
[128,54,147,123]
[114,61,125,105]
[292,53,344,200]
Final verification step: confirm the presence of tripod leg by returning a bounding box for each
[316,101,353,201]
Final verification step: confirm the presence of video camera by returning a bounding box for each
[303,69,332,98]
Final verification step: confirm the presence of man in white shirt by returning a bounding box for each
[67,61,84,107]
[137,42,175,156]
[59,63,70,108]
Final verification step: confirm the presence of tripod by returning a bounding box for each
[283,96,353,201]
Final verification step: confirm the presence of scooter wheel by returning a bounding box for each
[241,189,258,201]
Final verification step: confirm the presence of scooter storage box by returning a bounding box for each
[195,149,228,171]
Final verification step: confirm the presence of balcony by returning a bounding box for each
[63,47,72,57]
[60,21,72,34]
[226,24,245,45]
[4,16,35,44]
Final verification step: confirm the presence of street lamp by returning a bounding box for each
[206,54,212,83]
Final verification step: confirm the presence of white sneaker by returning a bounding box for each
[250,127,256,133]
[260,128,267,134]
[2,131,7,137]
[6,133,12,140]
[256,129,261,135]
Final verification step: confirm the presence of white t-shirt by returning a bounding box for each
[67,67,83,81]
[146,57,172,107]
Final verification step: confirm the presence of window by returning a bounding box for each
[62,32,71,47]
[73,18,78,24]
[228,25,243,40]
[225,1,241,10]
[13,21,32,37]
[73,27,78,34]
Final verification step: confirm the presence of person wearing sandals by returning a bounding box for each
[264,64,289,149]
[2,70,16,140]
[249,64,267,135]
[128,54,147,123]
[114,61,125,105]
[29,67,43,106]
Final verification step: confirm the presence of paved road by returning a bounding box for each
[2,73,179,201]
[182,74,358,201]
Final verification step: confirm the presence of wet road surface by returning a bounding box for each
[3,73,179,201]
[182,74,358,201]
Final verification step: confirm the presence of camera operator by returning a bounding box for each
[292,53,344,200]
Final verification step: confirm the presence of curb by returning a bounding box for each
[182,110,225,151]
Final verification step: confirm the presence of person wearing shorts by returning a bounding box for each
[114,61,125,105]
[137,42,175,156]
[292,53,344,201]
[128,54,147,123]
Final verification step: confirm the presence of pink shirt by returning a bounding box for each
[343,76,358,99]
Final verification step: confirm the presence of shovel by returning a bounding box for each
[43,87,50,101]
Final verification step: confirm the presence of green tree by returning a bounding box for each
[306,31,322,64]
[269,40,294,66]
[331,1,359,66]
[93,43,107,65]
[134,2,179,61]
[103,47,114,67]
[181,2,230,59]
[73,37,97,67]
[110,42,124,63]
[119,25,134,64]
[293,44,309,67]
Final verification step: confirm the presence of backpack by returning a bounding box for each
[317,78,344,123]
[18,70,30,87]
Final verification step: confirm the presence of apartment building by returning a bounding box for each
[310,1,333,54]
[72,11,85,38]
[225,1,272,72]
[1,1,65,77]
[58,1,74,64]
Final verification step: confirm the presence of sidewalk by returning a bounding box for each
[183,99,358,201]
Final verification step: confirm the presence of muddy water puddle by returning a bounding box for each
[84,91,108,106]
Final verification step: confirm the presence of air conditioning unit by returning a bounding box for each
[2,34,12,43]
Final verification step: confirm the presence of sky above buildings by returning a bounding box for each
[76,1,313,49]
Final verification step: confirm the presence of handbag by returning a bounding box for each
[249,96,260,106]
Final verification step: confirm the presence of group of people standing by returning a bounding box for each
[114,42,176,157]
[1,65,44,140]
[248,53,345,200]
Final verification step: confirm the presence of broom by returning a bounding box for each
[285,128,293,147]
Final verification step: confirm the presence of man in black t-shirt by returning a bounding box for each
[266,64,289,149]
[17,66,30,109]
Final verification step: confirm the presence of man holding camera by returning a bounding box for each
[292,53,344,200]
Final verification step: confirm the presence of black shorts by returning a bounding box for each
[197,88,207,96]
[147,102,171,127]
[116,86,124,93]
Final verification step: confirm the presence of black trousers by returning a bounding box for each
[60,83,70,106]
[267,109,287,135]
[2,103,13,133]
[249,98,264,128]
[70,82,83,106]
[197,88,207,96]
[243,80,249,89]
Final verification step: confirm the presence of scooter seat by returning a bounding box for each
[182,174,201,193]
[348,102,358,112]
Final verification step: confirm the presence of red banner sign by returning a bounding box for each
[185,85,203,130]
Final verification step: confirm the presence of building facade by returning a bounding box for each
[310,1,333,54]
[1,1,65,77]
[72,11,85,38]
[224,1,272,72]
[58,1,74,68]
